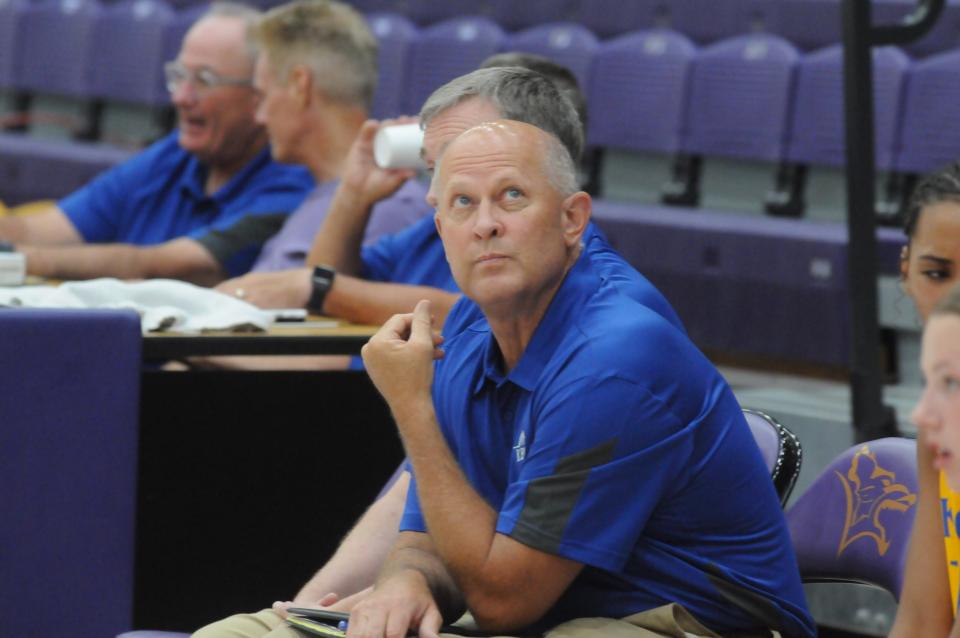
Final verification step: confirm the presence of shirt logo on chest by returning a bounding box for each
[513,431,526,462]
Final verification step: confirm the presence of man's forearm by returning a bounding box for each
[295,474,409,604]
[322,275,459,326]
[307,187,378,275]
[21,240,224,285]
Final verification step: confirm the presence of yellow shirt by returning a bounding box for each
[941,471,960,617]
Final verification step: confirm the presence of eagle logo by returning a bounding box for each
[836,444,917,557]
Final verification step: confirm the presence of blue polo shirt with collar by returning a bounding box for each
[58,131,314,276]
[359,213,456,291]
[400,253,814,637]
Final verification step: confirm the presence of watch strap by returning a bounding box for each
[307,265,336,313]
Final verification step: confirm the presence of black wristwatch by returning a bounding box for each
[307,264,336,313]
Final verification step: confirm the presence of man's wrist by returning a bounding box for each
[307,265,336,313]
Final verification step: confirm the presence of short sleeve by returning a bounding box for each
[399,470,427,532]
[496,375,695,572]
[360,229,404,282]
[58,150,152,242]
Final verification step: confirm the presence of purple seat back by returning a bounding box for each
[366,12,418,118]
[775,0,842,51]
[786,437,918,598]
[586,29,696,153]
[14,0,102,97]
[569,0,663,39]
[743,408,802,505]
[0,0,28,90]
[490,0,578,33]
[683,33,798,162]
[91,0,174,106]
[0,308,142,638]
[501,22,598,91]
[405,0,494,26]
[896,48,960,174]
[401,16,505,115]
[672,0,777,45]
[786,44,909,169]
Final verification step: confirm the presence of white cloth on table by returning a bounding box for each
[0,278,273,333]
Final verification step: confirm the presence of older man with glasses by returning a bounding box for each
[0,2,313,286]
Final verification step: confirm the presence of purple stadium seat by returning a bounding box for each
[743,408,803,506]
[896,48,960,174]
[366,12,418,118]
[587,29,696,153]
[672,0,777,45]
[585,29,696,202]
[568,0,663,39]
[489,0,577,32]
[400,15,504,115]
[91,0,174,106]
[0,133,133,204]
[683,33,798,162]
[775,0,842,51]
[0,0,27,92]
[13,0,101,98]
[786,437,917,598]
[404,0,494,25]
[501,22,598,91]
[0,308,142,638]
[786,44,909,170]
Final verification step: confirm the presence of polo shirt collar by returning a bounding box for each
[178,143,274,204]
[475,251,600,393]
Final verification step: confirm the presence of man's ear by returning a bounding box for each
[290,65,312,109]
[561,191,591,247]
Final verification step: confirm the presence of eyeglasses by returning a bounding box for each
[164,61,253,96]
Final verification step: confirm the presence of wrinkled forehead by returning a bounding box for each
[436,121,542,181]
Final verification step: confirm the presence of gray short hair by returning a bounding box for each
[419,66,584,162]
[199,2,263,64]
[254,0,378,109]
[540,131,579,197]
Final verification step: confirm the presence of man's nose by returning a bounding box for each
[912,388,938,432]
[472,200,503,238]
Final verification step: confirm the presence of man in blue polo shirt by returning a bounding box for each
[0,3,312,285]
[356,120,815,638]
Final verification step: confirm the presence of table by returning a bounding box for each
[142,319,379,359]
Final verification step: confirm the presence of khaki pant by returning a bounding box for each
[191,604,780,638]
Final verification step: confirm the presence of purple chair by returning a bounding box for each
[0,0,27,93]
[680,33,798,212]
[587,29,696,155]
[400,16,504,115]
[404,0,494,25]
[501,22,598,91]
[489,0,577,32]
[671,0,778,45]
[91,0,174,107]
[896,48,960,175]
[13,0,101,98]
[774,0,842,51]
[1,308,142,638]
[684,33,798,162]
[366,12,418,119]
[568,0,664,39]
[743,409,802,506]
[585,29,696,202]
[786,437,918,598]
[779,44,909,220]
[787,44,908,170]
[0,133,133,204]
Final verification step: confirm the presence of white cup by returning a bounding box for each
[0,252,25,286]
[373,123,425,169]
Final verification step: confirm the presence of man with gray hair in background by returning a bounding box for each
[0,2,313,285]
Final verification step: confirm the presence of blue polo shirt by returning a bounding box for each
[360,213,456,291]
[59,131,314,276]
[441,221,685,337]
[401,253,814,637]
